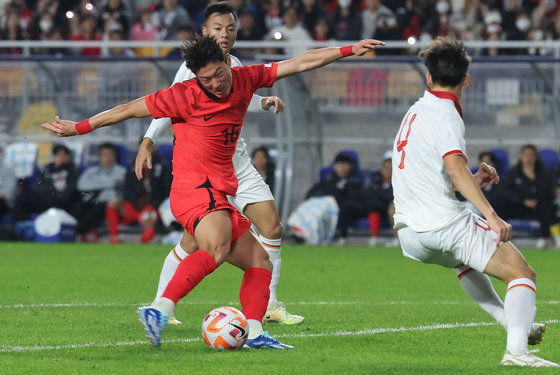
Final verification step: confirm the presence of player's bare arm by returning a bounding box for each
[42,97,150,137]
[444,154,512,242]
[135,137,154,179]
[275,39,385,80]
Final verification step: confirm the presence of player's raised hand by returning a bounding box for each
[135,138,154,180]
[262,96,285,114]
[474,162,500,188]
[486,211,512,244]
[41,116,79,137]
[352,39,386,56]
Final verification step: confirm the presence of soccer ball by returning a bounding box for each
[201,306,248,350]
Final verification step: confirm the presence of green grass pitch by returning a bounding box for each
[0,242,558,374]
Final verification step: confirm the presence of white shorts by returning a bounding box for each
[397,210,498,272]
[228,147,274,213]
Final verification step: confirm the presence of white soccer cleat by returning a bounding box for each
[168,313,182,325]
[264,301,304,325]
[500,349,560,367]
[528,323,547,345]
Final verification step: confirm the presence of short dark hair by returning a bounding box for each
[521,144,538,153]
[99,142,117,154]
[251,146,270,160]
[52,144,71,156]
[419,37,471,87]
[204,1,237,25]
[478,151,496,164]
[181,35,227,74]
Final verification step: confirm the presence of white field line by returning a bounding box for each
[0,300,558,309]
[1,319,557,353]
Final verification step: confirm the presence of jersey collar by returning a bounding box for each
[426,89,463,119]
[196,78,234,101]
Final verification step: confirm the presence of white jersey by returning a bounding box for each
[143,54,267,167]
[392,90,468,232]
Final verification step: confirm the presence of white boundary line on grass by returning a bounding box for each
[0,300,558,309]
[1,319,557,354]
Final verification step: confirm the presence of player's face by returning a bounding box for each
[196,61,233,98]
[202,13,237,52]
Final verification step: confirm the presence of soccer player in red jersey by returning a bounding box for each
[42,35,385,349]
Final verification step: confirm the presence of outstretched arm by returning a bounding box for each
[444,154,512,243]
[275,39,385,80]
[41,97,150,137]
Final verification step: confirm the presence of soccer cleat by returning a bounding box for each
[264,301,304,325]
[528,323,547,345]
[168,313,182,325]
[500,349,560,367]
[137,306,169,347]
[244,331,295,349]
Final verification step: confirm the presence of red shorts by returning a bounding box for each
[170,186,251,243]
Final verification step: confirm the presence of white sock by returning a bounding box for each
[455,266,507,328]
[154,243,189,302]
[247,319,263,339]
[259,234,281,306]
[504,278,537,355]
[152,297,175,317]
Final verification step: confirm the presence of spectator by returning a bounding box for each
[329,0,360,40]
[237,6,264,41]
[262,0,284,32]
[166,23,195,58]
[357,0,394,39]
[106,146,171,243]
[0,11,26,55]
[0,147,17,221]
[30,11,55,43]
[97,0,131,38]
[365,150,397,246]
[251,146,275,194]
[69,13,102,56]
[152,0,190,40]
[131,5,158,41]
[267,6,312,56]
[496,144,556,248]
[102,27,135,57]
[298,0,329,34]
[482,9,504,56]
[13,144,80,223]
[373,13,401,47]
[73,143,126,242]
[305,151,364,245]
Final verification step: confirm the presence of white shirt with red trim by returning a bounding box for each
[392,89,468,232]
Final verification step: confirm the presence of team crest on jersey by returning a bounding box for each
[264,63,272,68]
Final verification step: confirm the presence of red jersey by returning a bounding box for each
[145,62,278,195]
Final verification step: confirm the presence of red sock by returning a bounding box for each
[239,268,272,321]
[106,206,120,237]
[161,250,217,304]
[140,228,156,243]
[368,212,381,237]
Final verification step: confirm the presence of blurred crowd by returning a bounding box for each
[1,0,560,56]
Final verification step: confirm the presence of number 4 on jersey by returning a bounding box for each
[396,112,417,169]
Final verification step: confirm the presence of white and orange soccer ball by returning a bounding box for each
[201,306,248,350]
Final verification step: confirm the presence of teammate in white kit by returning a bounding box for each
[135,2,303,325]
[392,37,558,367]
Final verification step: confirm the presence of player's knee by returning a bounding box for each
[180,235,198,253]
[206,243,231,265]
[260,222,283,240]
